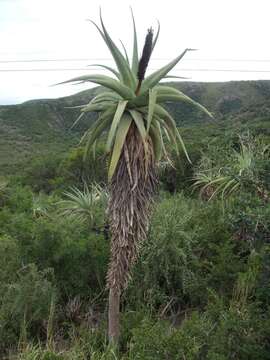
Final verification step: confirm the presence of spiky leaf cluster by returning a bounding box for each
[60,10,213,180]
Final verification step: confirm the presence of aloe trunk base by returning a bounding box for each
[107,124,158,342]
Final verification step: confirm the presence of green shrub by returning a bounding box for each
[0,264,56,352]
[59,145,107,188]
[22,155,64,193]
[127,193,239,309]
[0,235,20,290]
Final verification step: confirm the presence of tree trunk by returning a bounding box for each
[108,287,120,344]
[107,124,158,344]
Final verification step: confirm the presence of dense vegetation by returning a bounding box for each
[0,84,270,359]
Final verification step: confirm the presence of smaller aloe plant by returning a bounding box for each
[57,184,108,226]
[193,137,265,201]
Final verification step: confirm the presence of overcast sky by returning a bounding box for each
[1,0,270,105]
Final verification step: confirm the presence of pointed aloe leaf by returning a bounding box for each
[221,178,237,201]
[154,116,179,155]
[151,20,160,54]
[99,10,136,88]
[130,7,139,75]
[129,110,147,141]
[154,106,191,163]
[58,74,135,99]
[155,86,214,118]
[153,119,167,158]
[149,122,162,161]
[81,102,111,113]
[164,75,190,80]
[175,127,191,163]
[119,40,130,66]
[82,106,116,160]
[147,88,157,132]
[91,92,122,104]
[108,113,132,180]
[88,64,120,79]
[141,48,194,92]
[106,100,128,152]
[70,112,85,129]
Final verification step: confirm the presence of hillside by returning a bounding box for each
[1,80,270,174]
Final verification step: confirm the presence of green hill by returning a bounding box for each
[1,80,270,174]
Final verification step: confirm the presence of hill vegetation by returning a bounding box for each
[0,81,269,359]
[1,80,270,175]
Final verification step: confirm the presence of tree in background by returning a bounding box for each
[60,9,212,344]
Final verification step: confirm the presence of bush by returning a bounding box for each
[0,265,56,352]
[59,145,107,188]
[127,193,240,310]
[0,235,20,290]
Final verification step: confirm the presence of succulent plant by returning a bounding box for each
[60,9,212,342]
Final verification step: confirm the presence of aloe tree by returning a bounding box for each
[60,10,212,343]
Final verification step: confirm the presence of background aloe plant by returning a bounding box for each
[60,9,212,343]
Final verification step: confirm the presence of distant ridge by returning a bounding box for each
[1,80,270,174]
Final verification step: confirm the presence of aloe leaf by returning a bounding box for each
[155,86,214,118]
[147,89,157,132]
[129,109,147,141]
[147,102,191,162]
[149,122,162,161]
[130,7,139,75]
[88,64,120,79]
[99,10,136,88]
[70,112,85,129]
[154,116,179,155]
[153,119,167,158]
[82,107,116,159]
[81,102,112,113]
[119,40,130,66]
[208,180,228,201]
[106,100,128,152]
[175,127,191,163]
[91,92,122,104]
[108,113,132,180]
[57,74,135,99]
[151,20,160,54]
[164,75,190,80]
[141,48,194,92]
[221,178,237,201]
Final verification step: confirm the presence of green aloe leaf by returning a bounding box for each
[151,20,160,54]
[140,48,193,92]
[81,102,112,113]
[108,113,132,180]
[153,105,191,162]
[88,64,120,79]
[153,119,167,158]
[154,116,178,154]
[106,100,128,152]
[70,112,85,129]
[175,127,191,163]
[91,92,122,104]
[129,109,147,141]
[149,122,162,161]
[147,89,157,132]
[82,106,116,159]
[58,74,135,99]
[119,40,130,66]
[155,86,214,118]
[130,7,139,75]
[98,10,136,88]
[164,75,189,79]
